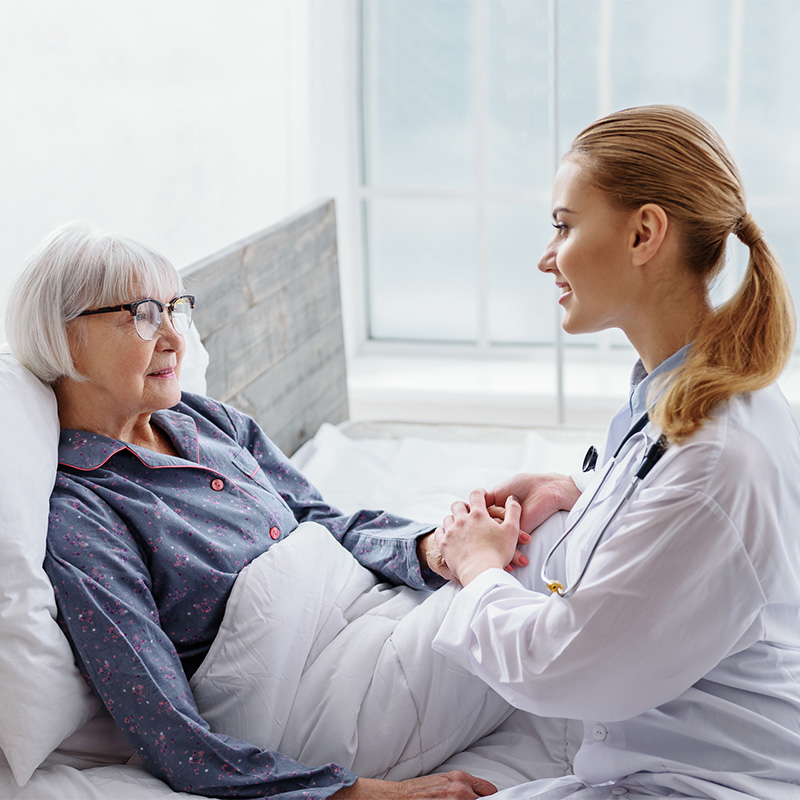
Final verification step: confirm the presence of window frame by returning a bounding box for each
[353,0,799,424]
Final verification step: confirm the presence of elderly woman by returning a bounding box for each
[5,223,509,800]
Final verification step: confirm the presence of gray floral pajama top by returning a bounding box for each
[45,393,434,798]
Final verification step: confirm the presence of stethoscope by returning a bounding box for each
[540,413,669,598]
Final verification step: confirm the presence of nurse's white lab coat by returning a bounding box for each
[433,384,800,799]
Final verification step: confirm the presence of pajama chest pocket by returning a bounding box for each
[231,447,271,491]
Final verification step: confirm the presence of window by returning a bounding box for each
[358,0,800,363]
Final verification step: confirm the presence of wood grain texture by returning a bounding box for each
[181,199,349,455]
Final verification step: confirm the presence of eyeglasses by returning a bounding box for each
[77,295,195,341]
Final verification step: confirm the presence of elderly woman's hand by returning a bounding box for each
[333,770,497,799]
[417,527,456,581]
[435,490,522,586]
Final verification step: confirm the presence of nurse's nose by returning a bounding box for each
[538,236,557,274]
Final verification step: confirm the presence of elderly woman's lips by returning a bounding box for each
[148,368,176,378]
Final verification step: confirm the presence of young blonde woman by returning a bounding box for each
[432,105,800,799]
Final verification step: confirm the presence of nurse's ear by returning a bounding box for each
[629,203,670,266]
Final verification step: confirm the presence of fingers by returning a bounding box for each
[485,480,511,508]
[501,498,526,572]
[439,490,530,584]
[467,774,498,797]
[451,490,491,521]
[503,495,522,529]
[487,504,505,521]
[446,493,523,533]
[450,500,468,517]
[509,547,530,569]
[438,770,498,798]
[451,490,488,517]
[487,473,528,507]
[468,488,488,511]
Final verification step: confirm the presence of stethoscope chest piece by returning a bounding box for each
[582,446,598,473]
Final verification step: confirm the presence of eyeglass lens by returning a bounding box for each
[133,297,193,340]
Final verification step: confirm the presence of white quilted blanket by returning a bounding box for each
[190,522,515,780]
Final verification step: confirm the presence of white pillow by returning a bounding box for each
[0,331,209,785]
[180,322,209,395]
[0,347,99,786]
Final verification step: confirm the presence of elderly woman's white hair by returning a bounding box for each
[6,222,183,385]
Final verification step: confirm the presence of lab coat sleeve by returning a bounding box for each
[570,471,594,493]
[432,483,768,722]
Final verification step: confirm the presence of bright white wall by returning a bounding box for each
[0,0,322,335]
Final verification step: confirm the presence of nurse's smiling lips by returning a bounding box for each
[556,281,572,304]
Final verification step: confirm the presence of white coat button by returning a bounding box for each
[591,724,609,741]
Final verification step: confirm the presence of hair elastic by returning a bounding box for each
[734,212,764,247]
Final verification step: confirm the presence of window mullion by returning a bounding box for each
[474,0,489,352]
[597,0,614,118]
[549,0,565,423]
[725,0,745,298]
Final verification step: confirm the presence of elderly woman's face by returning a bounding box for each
[67,293,185,426]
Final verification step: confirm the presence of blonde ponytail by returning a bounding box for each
[654,224,794,442]
[569,106,796,443]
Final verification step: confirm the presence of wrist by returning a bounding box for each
[333,778,397,800]
[416,530,433,567]
[454,553,507,586]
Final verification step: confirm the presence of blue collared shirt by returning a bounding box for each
[45,393,432,798]
[602,344,692,462]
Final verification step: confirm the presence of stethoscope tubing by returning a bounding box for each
[540,413,668,598]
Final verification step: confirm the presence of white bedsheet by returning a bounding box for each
[293,421,595,522]
[1,420,594,798]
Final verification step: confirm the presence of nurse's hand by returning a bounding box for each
[419,515,527,582]
[333,770,497,798]
[486,472,580,533]
[437,490,522,586]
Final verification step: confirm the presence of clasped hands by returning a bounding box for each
[418,472,581,586]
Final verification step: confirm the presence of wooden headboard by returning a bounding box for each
[181,199,349,456]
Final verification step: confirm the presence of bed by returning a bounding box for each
[0,200,601,798]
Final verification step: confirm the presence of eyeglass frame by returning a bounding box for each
[77,295,196,341]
